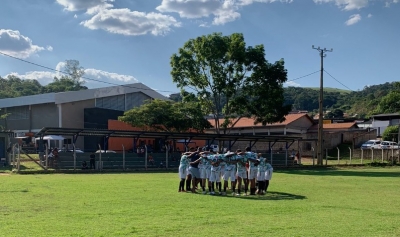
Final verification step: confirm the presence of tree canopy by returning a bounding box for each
[118,99,212,133]
[44,60,87,93]
[382,125,399,142]
[0,59,87,99]
[170,32,291,134]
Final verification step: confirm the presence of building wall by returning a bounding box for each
[61,99,95,128]
[107,120,206,152]
[1,103,58,132]
[31,103,58,129]
[287,116,313,133]
[61,99,95,150]
[372,120,389,136]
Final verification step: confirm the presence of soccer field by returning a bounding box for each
[1,167,400,237]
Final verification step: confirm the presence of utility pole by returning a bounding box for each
[312,45,333,165]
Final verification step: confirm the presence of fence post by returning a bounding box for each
[371,148,374,162]
[270,148,273,166]
[73,144,76,171]
[381,148,384,163]
[311,147,315,166]
[285,147,288,167]
[17,144,21,173]
[325,149,328,166]
[337,147,340,164]
[144,145,148,170]
[361,149,363,164]
[165,144,169,169]
[98,144,102,171]
[349,147,352,164]
[391,147,394,165]
[122,144,125,170]
[45,144,48,170]
[12,144,16,169]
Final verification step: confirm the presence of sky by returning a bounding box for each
[0,0,399,96]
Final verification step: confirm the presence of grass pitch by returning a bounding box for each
[1,167,400,237]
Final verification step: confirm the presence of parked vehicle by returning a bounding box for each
[380,141,399,149]
[95,150,116,153]
[361,140,381,149]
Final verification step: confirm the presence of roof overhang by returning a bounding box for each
[35,127,309,143]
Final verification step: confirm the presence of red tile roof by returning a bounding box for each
[308,122,358,130]
[208,113,311,128]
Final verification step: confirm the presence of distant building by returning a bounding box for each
[371,113,400,136]
[0,83,169,151]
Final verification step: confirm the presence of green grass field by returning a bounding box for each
[1,167,400,237]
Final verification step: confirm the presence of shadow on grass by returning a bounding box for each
[278,168,400,178]
[0,189,29,193]
[191,191,306,201]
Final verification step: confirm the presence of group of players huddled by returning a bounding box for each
[178,146,273,196]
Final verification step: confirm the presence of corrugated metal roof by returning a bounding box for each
[0,83,168,108]
[0,93,56,107]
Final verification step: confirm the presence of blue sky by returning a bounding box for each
[0,0,399,96]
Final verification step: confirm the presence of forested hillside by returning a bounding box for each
[284,82,399,118]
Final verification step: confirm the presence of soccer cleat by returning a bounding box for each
[222,192,226,196]
[202,191,207,194]
[235,193,240,196]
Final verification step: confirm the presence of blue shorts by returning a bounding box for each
[189,167,200,179]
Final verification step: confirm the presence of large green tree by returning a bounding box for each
[170,32,291,134]
[119,99,212,133]
[44,60,87,93]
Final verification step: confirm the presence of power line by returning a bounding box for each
[323,69,353,91]
[0,51,178,94]
[286,70,320,82]
[1,50,323,94]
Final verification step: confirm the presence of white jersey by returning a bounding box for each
[210,155,222,172]
[257,157,267,173]
[236,154,247,172]
[198,155,210,169]
[179,155,190,170]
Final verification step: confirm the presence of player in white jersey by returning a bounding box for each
[235,149,248,196]
[178,153,190,192]
[264,159,273,194]
[222,152,237,195]
[198,153,211,194]
[209,154,222,195]
[244,147,259,195]
[256,153,267,195]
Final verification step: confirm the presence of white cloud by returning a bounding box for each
[156,0,294,25]
[367,13,372,18]
[4,62,138,89]
[84,68,138,83]
[80,8,181,36]
[313,0,369,10]
[46,46,53,51]
[345,14,361,25]
[285,81,301,87]
[157,0,241,25]
[56,0,113,13]
[0,29,51,58]
[239,0,293,6]
[74,14,78,18]
[385,0,398,7]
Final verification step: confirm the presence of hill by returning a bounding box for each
[305,87,352,94]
